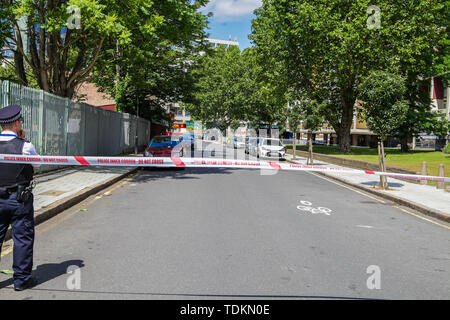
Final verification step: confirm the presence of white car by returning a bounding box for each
[233,136,245,149]
[256,138,286,160]
[248,138,259,156]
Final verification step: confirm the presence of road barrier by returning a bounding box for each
[1,153,449,183]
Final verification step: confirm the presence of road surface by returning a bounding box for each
[1,141,449,300]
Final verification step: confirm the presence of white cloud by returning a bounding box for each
[202,0,262,21]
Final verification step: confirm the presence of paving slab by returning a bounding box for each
[34,167,134,212]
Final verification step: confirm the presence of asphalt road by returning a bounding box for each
[0,141,449,300]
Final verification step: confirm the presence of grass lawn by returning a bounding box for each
[287,145,450,179]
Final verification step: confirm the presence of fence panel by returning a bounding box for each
[42,92,67,156]
[0,81,151,171]
[67,101,84,156]
[84,104,100,156]
[7,82,42,153]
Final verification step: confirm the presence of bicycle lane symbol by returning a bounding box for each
[296,200,332,216]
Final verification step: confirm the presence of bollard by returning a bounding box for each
[437,164,445,190]
[420,162,428,185]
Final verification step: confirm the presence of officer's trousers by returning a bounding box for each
[0,193,34,287]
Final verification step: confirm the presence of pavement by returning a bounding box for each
[285,153,450,222]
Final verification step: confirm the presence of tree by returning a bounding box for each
[241,47,287,133]
[250,0,447,153]
[0,0,11,60]
[2,0,209,102]
[92,0,209,121]
[186,45,249,130]
[286,101,303,160]
[2,0,124,97]
[359,71,409,189]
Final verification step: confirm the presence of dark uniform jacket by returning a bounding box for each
[0,138,34,187]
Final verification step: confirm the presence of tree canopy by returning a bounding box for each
[1,0,210,120]
[250,0,448,152]
[358,70,409,140]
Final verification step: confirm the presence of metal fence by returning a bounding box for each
[0,80,151,171]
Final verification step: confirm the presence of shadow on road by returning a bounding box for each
[134,167,238,184]
[0,259,84,290]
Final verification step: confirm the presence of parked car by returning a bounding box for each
[245,137,257,154]
[180,132,195,149]
[249,138,259,156]
[312,140,326,145]
[144,135,183,158]
[255,138,286,160]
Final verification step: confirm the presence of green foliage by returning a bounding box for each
[250,0,447,152]
[92,0,209,122]
[0,64,40,89]
[444,143,450,154]
[358,71,409,140]
[0,64,20,83]
[287,99,323,133]
[2,0,209,110]
[422,111,450,138]
[0,1,11,60]
[185,46,243,127]
[186,45,287,130]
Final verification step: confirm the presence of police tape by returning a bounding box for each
[0,153,449,183]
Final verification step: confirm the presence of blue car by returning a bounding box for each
[180,133,195,149]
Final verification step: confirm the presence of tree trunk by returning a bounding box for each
[400,135,409,152]
[333,93,355,153]
[293,130,297,160]
[308,130,314,165]
[13,52,28,86]
[337,127,352,153]
[378,138,388,189]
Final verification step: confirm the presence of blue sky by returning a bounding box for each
[200,0,263,50]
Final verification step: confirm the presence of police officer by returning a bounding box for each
[0,104,40,291]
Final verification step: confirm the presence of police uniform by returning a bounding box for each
[0,105,39,291]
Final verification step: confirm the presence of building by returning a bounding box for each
[289,75,450,148]
[74,82,116,111]
[430,76,449,120]
[205,38,240,49]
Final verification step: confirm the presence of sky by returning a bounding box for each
[200,0,263,50]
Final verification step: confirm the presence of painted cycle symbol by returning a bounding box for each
[297,201,332,216]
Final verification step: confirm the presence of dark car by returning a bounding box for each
[144,135,183,158]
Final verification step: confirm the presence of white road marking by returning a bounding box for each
[296,201,333,216]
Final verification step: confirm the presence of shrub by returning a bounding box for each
[444,143,450,154]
